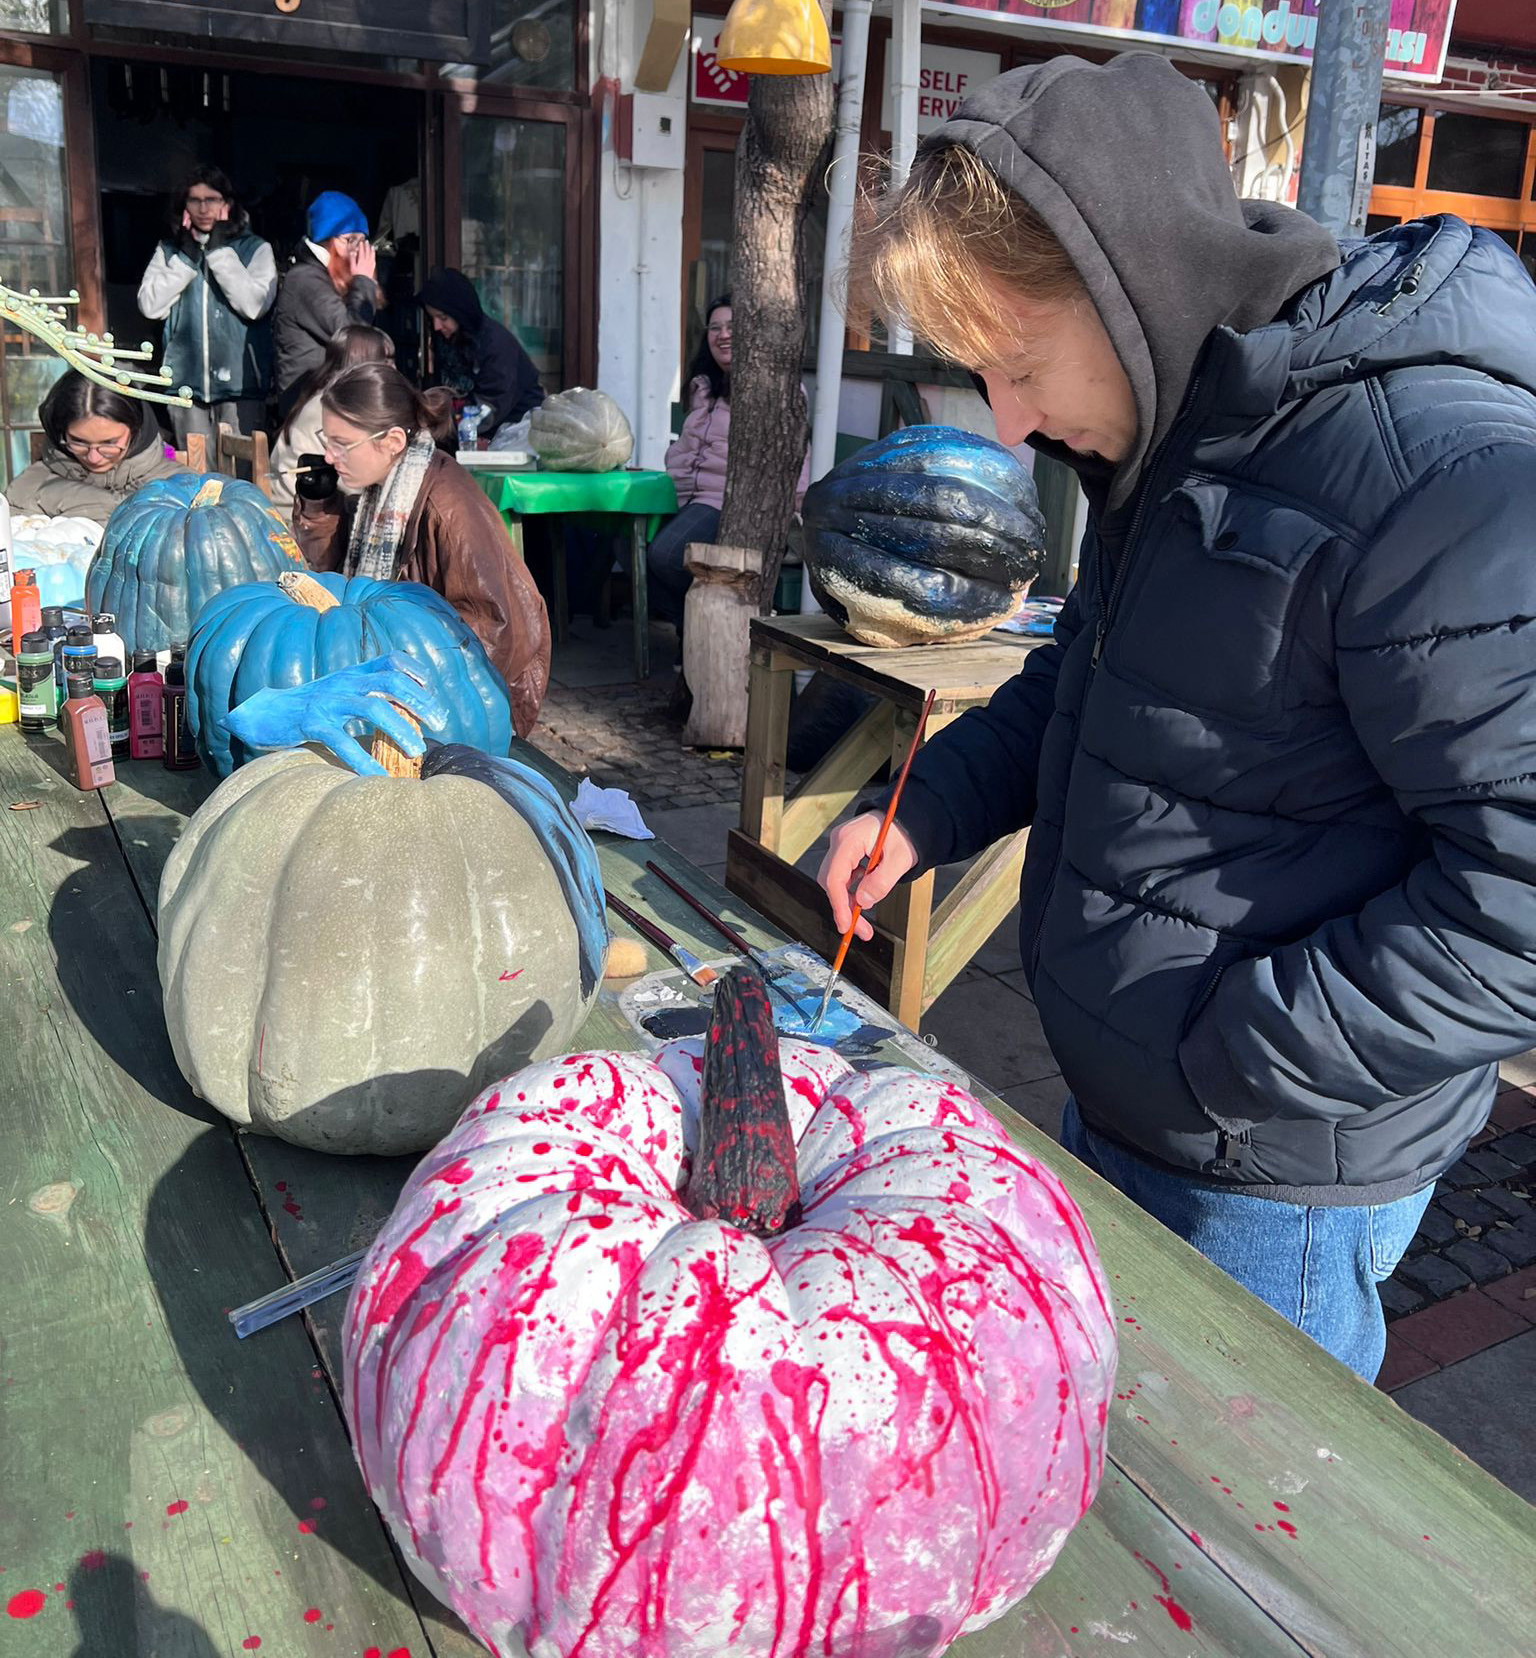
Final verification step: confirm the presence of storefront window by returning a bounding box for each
[1425,113,1526,199]
[0,66,71,486]
[461,116,566,385]
[440,0,580,92]
[1375,104,1422,189]
[0,0,65,32]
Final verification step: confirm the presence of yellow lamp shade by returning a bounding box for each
[715,0,831,75]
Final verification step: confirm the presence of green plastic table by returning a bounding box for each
[472,466,678,680]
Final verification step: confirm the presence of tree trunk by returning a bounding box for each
[716,40,835,612]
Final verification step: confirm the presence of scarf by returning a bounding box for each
[344,433,436,581]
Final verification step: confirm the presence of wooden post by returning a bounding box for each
[682,541,763,749]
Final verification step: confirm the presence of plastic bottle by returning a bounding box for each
[59,628,96,729]
[92,656,130,752]
[10,569,40,659]
[457,403,485,451]
[161,652,199,770]
[62,670,115,791]
[92,612,126,673]
[128,651,164,760]
[41,606,68,698]
[17,631,57,733]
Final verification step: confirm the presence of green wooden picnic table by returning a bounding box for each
[1,723,1532,1657]
[469,465,678,683]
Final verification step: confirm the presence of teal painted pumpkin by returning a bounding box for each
[86,475,306,658]
[185,571,515,777]
[801,426,1047,648]
[529,388,633,472]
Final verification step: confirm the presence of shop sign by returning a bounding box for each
[691,15,842,106]
[923,0,1458,85]
[80,0,490,62]
[878,44,1002,134]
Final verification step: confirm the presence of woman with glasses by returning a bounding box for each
[136,164,277,448]
[273,192,382,418]
[291,362,550,736]
[5,372,188,527]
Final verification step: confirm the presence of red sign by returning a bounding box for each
[927,1,1459,85]
[691,16,842,105]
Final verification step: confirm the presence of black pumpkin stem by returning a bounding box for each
[681,965,802,1237]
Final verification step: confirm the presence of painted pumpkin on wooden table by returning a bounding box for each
[801,425,1047,648]
[186,569,515,777]
[342,965,1116,1658]
[86,474,305,657]
[529,387,634,473]
[157,721,608,1156]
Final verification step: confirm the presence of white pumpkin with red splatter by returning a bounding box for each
[342,967,1116,1658]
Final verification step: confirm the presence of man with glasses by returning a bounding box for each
[138,164,277,447]
[272,191,381,418]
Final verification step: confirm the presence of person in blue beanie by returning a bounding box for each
[272,190,381,415]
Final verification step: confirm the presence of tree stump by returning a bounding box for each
[682,541,763,749]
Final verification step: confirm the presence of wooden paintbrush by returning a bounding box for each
[605,890,719,988]
[812,688,936,1032]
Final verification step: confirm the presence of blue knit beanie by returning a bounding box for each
[307,191,368,244]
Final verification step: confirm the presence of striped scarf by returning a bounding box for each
[344,433,436,581]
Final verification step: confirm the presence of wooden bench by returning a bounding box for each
[1,726,1531,1655]
[728,611,1049,1028]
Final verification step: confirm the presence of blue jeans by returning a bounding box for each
[1061,1099,1433,1381]
[647,502,721,631]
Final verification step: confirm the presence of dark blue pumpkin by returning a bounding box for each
[86,474,306,657]
[186,572,515,777]
[800,426,1046,647]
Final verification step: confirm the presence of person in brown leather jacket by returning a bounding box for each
[291,361,551,736]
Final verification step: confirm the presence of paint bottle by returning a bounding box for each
[16,631,58,733]
[161,652,199,771]
[61,670,115,791]
[40,606,68,698]
[59,628,96,730]
[0,650,17,725]
[128,651,164,760]
[9,568,40,658]
[92,656,130,753]
[92,612,126,673]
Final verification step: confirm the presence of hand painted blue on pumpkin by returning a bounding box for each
[801,426,1047,637]
[423,743,608,999]
[85,475,306,658]
[186,572,515,777]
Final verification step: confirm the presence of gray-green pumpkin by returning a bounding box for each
[529,387,634,472]
[157,743,608,1155]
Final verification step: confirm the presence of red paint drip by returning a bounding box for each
[242,1640,262,1651]
[431,1159,475,1187]
[1273,1500,1290,1512]
[296,1520,314,1534]
[308,1497,327,1511]
[1276,1520,1298,1538]
[7,1589,45,1619]
[303,1607,322,1623]
[1156,1595,1194,1632]
[499,969,523,982]
[78,1551,106,1572]
[165,1499,189,1516]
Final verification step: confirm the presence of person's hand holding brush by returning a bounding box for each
[817,816,919,941]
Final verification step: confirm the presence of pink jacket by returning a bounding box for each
[664,376,812,512]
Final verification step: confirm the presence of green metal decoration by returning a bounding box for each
[0,282,192,409]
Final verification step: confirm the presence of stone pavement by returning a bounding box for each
[531,617,1536,1503]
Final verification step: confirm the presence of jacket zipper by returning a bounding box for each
[1375,258,1424,317]
[200,266,211,404]
[1028,372,1207,982]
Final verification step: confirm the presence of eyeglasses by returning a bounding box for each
[63,435,128,459]
[185,193,226,208]
[323,429,391,458]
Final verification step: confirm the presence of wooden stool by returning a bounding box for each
[725,613,1050,1029]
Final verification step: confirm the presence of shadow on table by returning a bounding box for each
[67,1553,222,1658]
[45,825,213,1122]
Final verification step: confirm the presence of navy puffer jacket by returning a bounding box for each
[895,210,1536,1203]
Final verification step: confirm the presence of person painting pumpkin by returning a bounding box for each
[818,54,1536,1383]
[291,361,551,736]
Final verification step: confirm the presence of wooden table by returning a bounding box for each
[470,466,678,682]
[728,612,1051,1028]
[2,727,1532,1657]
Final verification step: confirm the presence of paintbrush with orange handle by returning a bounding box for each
[811,687,936,1032]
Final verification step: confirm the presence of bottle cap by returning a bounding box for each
[66,627,94,646]
[93,657,124,680]
[65,671,95,699]
[163,658,186,686]
[132,651,158,672]
[42,607,64,626]
[20,631,48,654]
[94,612,117,629]
[14,570,35,587]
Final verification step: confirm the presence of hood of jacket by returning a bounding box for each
[416,268,485,334]
[921,52,1341,509]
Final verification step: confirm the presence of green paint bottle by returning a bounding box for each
[17,630,58,734]
[92,656,130,753]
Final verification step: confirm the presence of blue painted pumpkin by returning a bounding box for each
[801,425,1047,647]
[186,571,515,777]
[86,475,306,657]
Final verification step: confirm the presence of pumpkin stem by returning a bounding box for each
[278,570,421,779]
[681,965,801,1237]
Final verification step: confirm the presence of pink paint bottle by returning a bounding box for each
[128,650,164,760]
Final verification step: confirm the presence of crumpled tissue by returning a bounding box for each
[573,778,654,840]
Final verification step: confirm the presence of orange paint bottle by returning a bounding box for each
[9,569,40,658]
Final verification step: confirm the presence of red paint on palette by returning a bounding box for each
[165,1499,189,1516]
[7,1590,46,1619]
[303,1607,322,1623]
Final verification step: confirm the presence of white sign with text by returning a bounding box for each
[879,43,1001,135]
